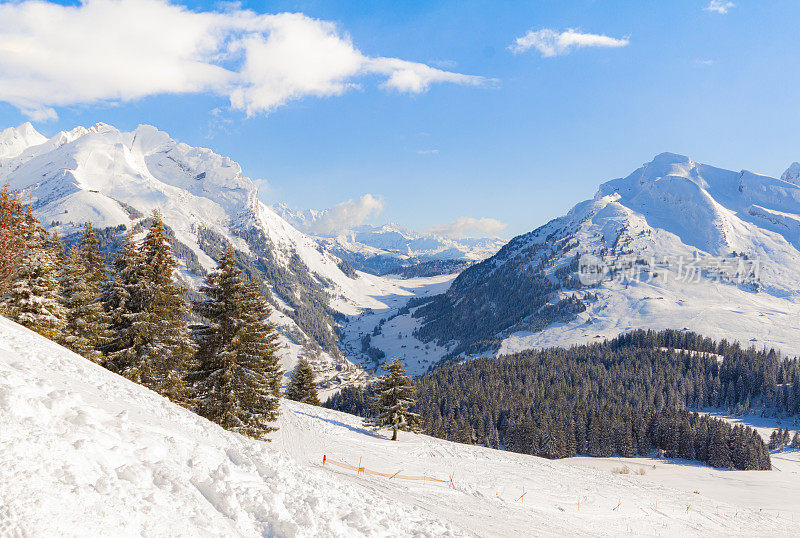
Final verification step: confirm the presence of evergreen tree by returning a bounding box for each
[104,213,194,404]
[285,357,321,406]
[678,419,696,460]
[708,426,731,468]
[192,248,282,440]
[137,212,195,403]
[616,422,635,458]
[365,357,422,441]
[59,223,111,362]
[102,232,146,368]
[2,208,66,339]
[0,186,24,295]
[769,430,781,451]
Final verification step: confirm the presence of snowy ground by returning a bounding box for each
[563,412,800,522]
[499,274,800,357]
[3,316,799,536]
[0,316,457,537]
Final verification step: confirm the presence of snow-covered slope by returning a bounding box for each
[409,152,800,362]
[0,122,424,389]
[274,204,504,276]
[2,316,797,536]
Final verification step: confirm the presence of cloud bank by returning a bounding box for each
[704,1,734,14]
[307,194,384,235]
[0,0,486,120]
[509,28,629,57]
[428,216,507,238]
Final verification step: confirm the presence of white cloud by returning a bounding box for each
[0,0,487,120]
[307,194,384,235]
[417,149,439,155]
[704,1,735,14]
[428,216,507,238]
[509,28,629,57]
[695,59,714,66]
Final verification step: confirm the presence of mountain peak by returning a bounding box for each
[650,151,690,164]
[781,162,800,185]
[0,122,47,159]
[89,122,117,134]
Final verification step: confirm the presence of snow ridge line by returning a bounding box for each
[322,455,456,488]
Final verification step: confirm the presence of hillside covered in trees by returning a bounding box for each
[327,329,800,471]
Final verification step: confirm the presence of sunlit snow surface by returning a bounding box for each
[2,316,798,537]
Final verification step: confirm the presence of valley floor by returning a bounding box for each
[2,315,798,537]
[340,273,456,375]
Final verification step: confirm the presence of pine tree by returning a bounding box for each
[769,430,781,451]
[286,357,321,406]
[102,232,146,368]
[616,422,635,458]
[678,419,696,460]
[192,248,282,440]
[365,357,422,441]
[709,426,731,468]
[59,223,111,362]
[136,212,195,403]
[2,208,66,339]
[0,186,24,295]
[104,213,194,404]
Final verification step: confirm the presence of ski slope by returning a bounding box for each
[2,316,798,536]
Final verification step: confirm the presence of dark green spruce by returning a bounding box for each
[191,248,283,440]
[285,357,321,406]
[102,211,195,404]
[365,357,423,441]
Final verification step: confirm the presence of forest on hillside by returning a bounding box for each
[327,329,800,471]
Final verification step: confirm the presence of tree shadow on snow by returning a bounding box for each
[294,410,387,440]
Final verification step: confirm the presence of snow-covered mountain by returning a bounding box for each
[274,203,505,276]
[3,315,796,536]
[393,152,800,363]
[0,122,47,159]
[0,122,423,389]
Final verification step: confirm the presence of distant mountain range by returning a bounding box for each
[5,121,800,378]
[273,204,505,276]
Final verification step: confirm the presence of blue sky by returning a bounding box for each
[1,0,799,238]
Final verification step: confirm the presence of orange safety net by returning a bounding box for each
[322,455,455,489]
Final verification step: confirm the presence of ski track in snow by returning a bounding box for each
[2,316,797,536]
